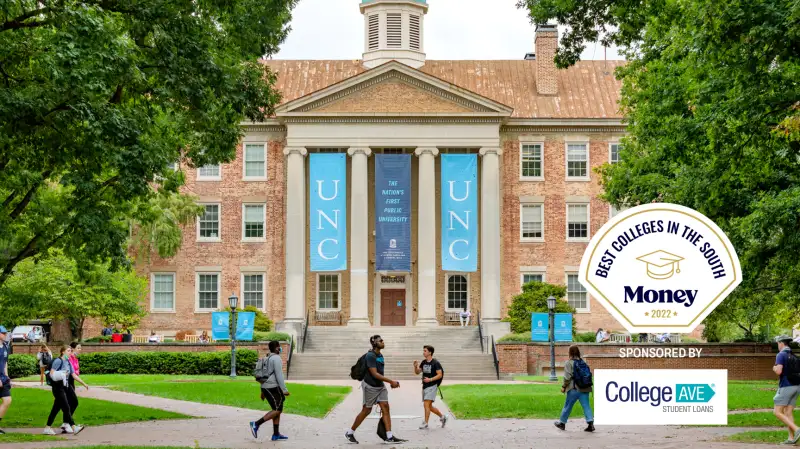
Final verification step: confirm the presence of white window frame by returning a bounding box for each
[566,272,590,313]
[609,142,621,164]
[150,272,176,313]
[444,273,470,312]
[316,273,341,311]
[240,272,267,312]
[565,142,590,181]
[242,143,267,181]
[195,272,221,312]
[520,203,544,242]
[520,272,546,288]
[519,142,544,180]
[566,203,590,242]
[241,203,266,242]
[197,163,222,181]
[197,203,222,242]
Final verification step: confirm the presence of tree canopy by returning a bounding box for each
[518,0,800,337]
[0,0,296,286]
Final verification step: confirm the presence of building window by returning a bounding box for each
[382,148,404,154]
[520,204,544,240]
[521,273,545,288]
[521,143,543,179]
[242,273,265,310]
[243,143,266,179]
[610,143,620,164]
[567,204,589,240]
[242,204,265,240]
[197,273,219,310]
[446,274,468,310]
[318,148,341,153]
[566,143,589,179]
[151,273,175,311]
[317,274,340,310]
[198,204,220,240]
[566,273,588,311]
[198,164,221,181]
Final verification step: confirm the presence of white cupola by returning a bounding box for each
[360,0,428,69]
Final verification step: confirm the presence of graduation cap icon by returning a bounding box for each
[636,250,684,280]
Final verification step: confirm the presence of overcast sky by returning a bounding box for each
[274,0,622,61]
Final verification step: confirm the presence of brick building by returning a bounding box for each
[137,0,628,340]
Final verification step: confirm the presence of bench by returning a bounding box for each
[445,311,461,323]
[609,333,631,343]
[184,335,200,343]
[132,335,149,343]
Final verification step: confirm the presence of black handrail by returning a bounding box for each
[286,334,294,380]
[477,311,484,353]
[301,310,309,353]
[491,335,500,380]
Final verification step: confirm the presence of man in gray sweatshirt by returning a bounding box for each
[249,341,290,441]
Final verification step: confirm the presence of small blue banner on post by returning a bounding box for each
[554,313,573,342]
[531,312,549,342]
[211,312,230,340]
[441,154,478,272]
[236,312,256,341]
[309,153,347,272]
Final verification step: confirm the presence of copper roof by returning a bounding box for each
[262,59,625,119]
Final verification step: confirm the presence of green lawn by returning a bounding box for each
[0,433,66,443]
[724,410,800,428]
[722,430,797,444]
[67,447,214,449]
[16,374,252,386]
[0,388,192,428]
[513,375,559,383]
[441,384,591,419]
[728,381,781,411]
[112,381,350,418]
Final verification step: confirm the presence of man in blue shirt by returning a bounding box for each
[0,326,12,434]
[773,335,800,444]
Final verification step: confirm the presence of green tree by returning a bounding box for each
[507,281,574,333]
[0,249,147,340]
[0,0,296,286]
[518,0,800,331]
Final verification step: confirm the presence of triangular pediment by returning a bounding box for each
[276,61,513,117]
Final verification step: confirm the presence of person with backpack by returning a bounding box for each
[554,345,594,432]
[249,341,289,441]
[37,345,52,386]
[43,345,88,436]
[345,335,406,444]
[0,326,12,434]
[772,335,800,444]
[413,345,447,429]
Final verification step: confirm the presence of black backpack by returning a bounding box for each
[786,352,800,386]
[573,359,593,389]
[40,351,52,368]
[350,352,369,381]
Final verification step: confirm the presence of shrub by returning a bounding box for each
[253,331,290,342]
[497,333,530,343]
[83,336,112,343]
[575,331,597,343]
[506,281,575,334]
[8,354,38,379]
[78,350,258,376]
[221,306,273,332]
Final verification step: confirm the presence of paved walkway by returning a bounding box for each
[1,381,784,448]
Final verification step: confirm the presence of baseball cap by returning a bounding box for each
[775,335,792,343]
[0,326,7,333]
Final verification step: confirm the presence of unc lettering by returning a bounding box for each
[449,239,468,261]
[448,180,471,202]
[316,179,340,201]
[623,286,697,307]
[317,238,339,260]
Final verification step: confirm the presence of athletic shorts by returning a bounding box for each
[0,382,11,398]
[422,385,438,402]
[361,381,388,407]
[262,387,285,412]
[774,385,800,406]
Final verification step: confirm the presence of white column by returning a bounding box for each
[415,147,439,326]
[280,147,307,335]
[347,147,372,326]
[479,147,503,326]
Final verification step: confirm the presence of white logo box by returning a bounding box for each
[594,369,728,425]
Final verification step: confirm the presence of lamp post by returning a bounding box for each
[547,295,557,382]
[228,292,239,379]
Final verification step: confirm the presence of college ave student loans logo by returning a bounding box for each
[579,203,742,333]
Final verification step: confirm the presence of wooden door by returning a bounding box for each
[380,289,406,326]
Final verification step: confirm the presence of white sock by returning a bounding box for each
[346,429,353,436]
[387,431,393,439]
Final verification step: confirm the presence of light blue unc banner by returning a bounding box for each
[310,153,347,271]
[441,154,478,271]
[211,312,230,341]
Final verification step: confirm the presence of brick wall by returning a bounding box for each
[497,342,779,380]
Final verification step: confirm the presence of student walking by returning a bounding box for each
[0,326,12,434]
[772,335,800,444]
[37,345,53,386]
[43,345,88,436]
[345,335,406,444]
[65,342,82,425]
[413,345,447,429]
[554,345,594,432]
[249,341,290,441]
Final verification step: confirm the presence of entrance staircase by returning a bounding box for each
[288,326,497,381]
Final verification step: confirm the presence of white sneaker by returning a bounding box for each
[72,425,85,435]
[60,423,67,434]
[63,424,74,434]
[440,415,448,428]
[42,427,56,435]
[418,421,428,429]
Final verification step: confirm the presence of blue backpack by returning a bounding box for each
[573,359,593,388]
